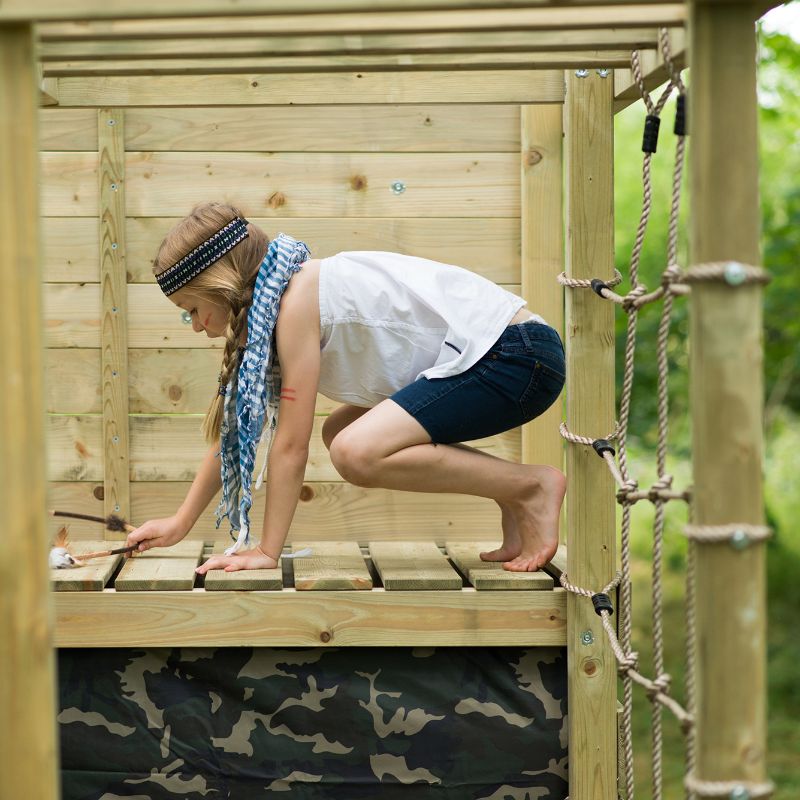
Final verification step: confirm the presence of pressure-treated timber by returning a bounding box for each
[688,3,768,796]
[564,70,617,800]
[99,107,130,531]
[445,542,554,590]
[53,70,565,106]
[37,7,687,39]
[293,542,374,590]
[51,588,568,648]
[0,21,59,800]
[521,104,564,472]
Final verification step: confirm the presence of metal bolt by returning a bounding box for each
[111,183,117,191]
[391,180,406,195]
[112,370,118,377]
[596,68,610,78]
[729,787,750,800]
[112,307,117,313]
[111,242,118,250]
[112,435,119,444]
[575,69,590,78]
[181,310,192,324]
[724,261,747,286]
[580,630,594,645]
[107,119,116,126]
[730,529,750,550]
[115,504,120,512]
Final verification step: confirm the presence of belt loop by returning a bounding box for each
[517,318,533,349]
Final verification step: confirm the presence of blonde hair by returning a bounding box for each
[153,202,269,444]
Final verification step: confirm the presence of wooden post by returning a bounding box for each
[0,21,60,800]
[564,69,617,800]
[688,3,768,795]
[521,104,564,472]
[99,108,131,532]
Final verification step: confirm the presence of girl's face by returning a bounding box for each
[170,289,229,338]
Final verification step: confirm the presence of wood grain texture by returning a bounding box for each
[689,3,768,793]
[44,216,520,283]
[53,70,565,107]
[52,588,568,648]
[47,414,521,482]
[99,108,130,524]
[0,22,60,799]
[50,541,122,591]
[292,541,373,591]
[48,481,503,543]
[202,544,283,591]
[369,541,462,590]
[520,104,565,473]
[564,70,618,800]
[445,541,554,590]
[114,540,203,591]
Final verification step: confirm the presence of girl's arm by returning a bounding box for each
[196,268,320,573]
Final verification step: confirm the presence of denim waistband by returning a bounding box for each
[505,319,563,350]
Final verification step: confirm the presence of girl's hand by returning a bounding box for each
[195,548,279,575]
[125,515,188,555]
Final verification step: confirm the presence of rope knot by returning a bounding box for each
[622,284,648,313]
[647,673,672,700]
[617,479,639,505]
[649,475,673,501]
[662,264,683,287]
[617,651,639,675]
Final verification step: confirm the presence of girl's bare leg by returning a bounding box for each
[328,399,566,572]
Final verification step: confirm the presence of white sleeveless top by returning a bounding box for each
[316,251,543,407]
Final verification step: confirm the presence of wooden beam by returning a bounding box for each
[1,0,770,22]
[614,26,687,112]
[52,70,566,106]
[52,588,568,647]
[37,62,58,104]
[521,104,564,473]
[98,108,130,531]
[37,6,687,40]
[38,28,666,58]
[688,2,768,797]
[41,51,639,76]
[564,69,617,800]
[0,20,59,800]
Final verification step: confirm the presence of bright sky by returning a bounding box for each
[761,1,800,41]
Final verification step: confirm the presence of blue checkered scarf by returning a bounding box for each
[215,232,311,555]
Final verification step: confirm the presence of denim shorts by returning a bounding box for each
[390,320,565,444]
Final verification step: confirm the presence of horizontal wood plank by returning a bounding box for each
[37,8,686,40]
[47,415,521,481]
[292,541,373,590]
[369,540,463,590]
[50,541,121,591]
[53,71,565,106]
[47,481,504,544]
[202,543,283,590]
[42,216,520,284]
[113,539,203,590]
[445,540,554,590]
[52,588,568,648]
[39,108,97,149]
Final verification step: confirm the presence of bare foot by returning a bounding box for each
[503,466,566,572]
[479,503,522,562]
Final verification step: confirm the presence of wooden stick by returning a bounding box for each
[74,543,138,560]
[48,508,136,532]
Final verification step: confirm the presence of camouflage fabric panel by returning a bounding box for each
[58,647,567,799]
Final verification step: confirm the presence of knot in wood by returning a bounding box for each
[93,485,105,501]
[320,631,332,643]
[350,174,368,191]
[299,485,315,502]
[168,385,183,402]
[525,149,543,167]
[268,191,286,209]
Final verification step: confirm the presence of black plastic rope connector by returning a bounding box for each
[674,94,687,137]
[592,439,616,458]
[642,114,661,154]
[590,278,609,297]
[592,592,614,616]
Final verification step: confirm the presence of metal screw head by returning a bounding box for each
[391,180,406,195]
[112,435,119,444]
[181,310,192,324]
[575,69,590,78]
[115,504,120,512]
[580,630,594,645]
[596,68,610,78]
[111,242,118,250]
[110,183,117,191]
[730,529,750,550]
[729,786,750,800]
[107,119,116,126]
[724,261,747,286]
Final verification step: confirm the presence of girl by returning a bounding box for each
[126,202,566,574]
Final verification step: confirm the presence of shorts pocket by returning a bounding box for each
[519,360,565,421]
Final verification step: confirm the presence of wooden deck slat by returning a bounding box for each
[113,540,203,591]
[50,540,121,591]
[202,544,283,591]
[445,541,554,590]
[292,541,373,591]
[369,541,462,590]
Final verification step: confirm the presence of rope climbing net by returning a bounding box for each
[557,31,773,800]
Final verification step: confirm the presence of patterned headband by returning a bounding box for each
[156,217,250,296]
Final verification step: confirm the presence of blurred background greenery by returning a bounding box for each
[610,21,799,799]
